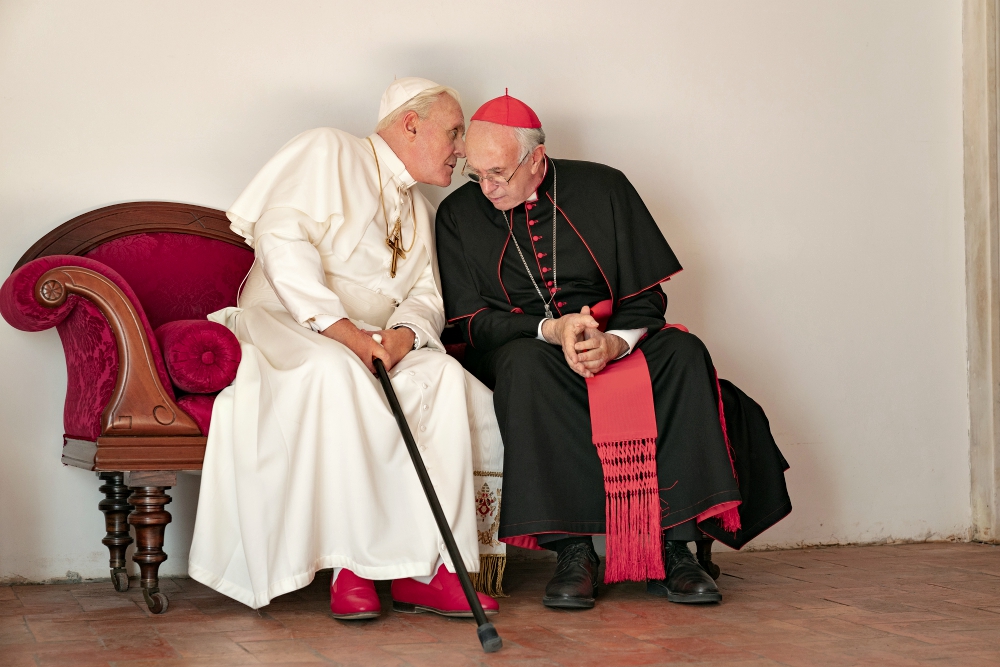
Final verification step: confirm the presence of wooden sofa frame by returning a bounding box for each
[16,202,248,613]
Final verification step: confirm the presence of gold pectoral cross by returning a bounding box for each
[386,219,406,278]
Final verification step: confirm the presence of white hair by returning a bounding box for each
[374,85,462,133]
[513,126,546,157]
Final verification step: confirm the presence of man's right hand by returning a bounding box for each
[320,318,391,374]
[540,306,600,378]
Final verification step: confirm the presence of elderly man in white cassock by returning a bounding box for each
[187,78,501,620]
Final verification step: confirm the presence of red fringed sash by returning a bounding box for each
[586,300,740,583]
[586,348,664,583]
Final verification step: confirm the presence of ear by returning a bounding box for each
[529,145,547,173]
[401,110,421,141]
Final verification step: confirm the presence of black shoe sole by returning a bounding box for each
[647,582,721,604]
[666,591,722,604]
[542,587,598,610]
[392,600,498,618]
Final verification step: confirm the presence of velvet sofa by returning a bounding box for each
[1,202,253,613]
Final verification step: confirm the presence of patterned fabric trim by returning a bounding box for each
[472,472,505,596]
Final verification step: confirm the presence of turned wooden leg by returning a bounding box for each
[127,484,172,614]
[696,538,721,580]
[98,472,133,592]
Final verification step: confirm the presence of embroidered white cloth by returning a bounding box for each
[187,128,504,608]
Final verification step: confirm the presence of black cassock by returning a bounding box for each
[436,158,790,549]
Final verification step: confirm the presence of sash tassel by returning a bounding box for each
[594,436,664,583]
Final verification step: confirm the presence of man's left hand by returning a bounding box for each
[574,329,628,375]
[364,327,415,371]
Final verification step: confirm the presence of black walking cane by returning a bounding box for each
[370,335,502,654]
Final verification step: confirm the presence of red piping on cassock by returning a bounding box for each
[546,193,615,303]
[466,308,490,349]
[497,230,512,305]
[708,369,741,532]
[618,268,683,304]
[446,306,488,324]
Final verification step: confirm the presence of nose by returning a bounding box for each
[454,135,466,159]
[479,178,499,194]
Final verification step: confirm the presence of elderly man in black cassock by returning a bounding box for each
[436,92,790,610]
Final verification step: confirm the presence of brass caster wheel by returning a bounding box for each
[111,568,129,592]
[142,587,169,614]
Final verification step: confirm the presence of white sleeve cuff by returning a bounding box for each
[606,327,647,359]
[308,314,345,333]
[536,318,547,341]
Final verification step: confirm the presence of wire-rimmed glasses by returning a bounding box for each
[463,150,530,186]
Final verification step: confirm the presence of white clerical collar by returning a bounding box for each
[367,133,417,190]
[526,156,549,203]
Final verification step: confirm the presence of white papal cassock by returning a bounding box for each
[187,128,503,609]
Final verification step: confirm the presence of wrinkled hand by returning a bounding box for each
[541,305,601,378]
[362,326,415,372]
[574,328,628,376]
[320,318,391,374]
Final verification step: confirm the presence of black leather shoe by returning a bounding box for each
[696,538,721,580]
[647,541,722,604]
[542,542,600,609]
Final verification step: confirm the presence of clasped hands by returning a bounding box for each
[320,318,414,374]
[541,305,628,378]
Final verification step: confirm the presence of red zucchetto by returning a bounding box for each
[470,89,542,128]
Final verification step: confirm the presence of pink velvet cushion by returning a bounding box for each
[155,320,241,394]
[176,393,217,436]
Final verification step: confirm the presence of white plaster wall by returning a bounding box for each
[0,0,968,581]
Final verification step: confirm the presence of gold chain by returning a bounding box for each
[367,137,417,254]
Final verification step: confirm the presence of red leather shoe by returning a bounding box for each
[330,569,380,619]
[391,564,499,618]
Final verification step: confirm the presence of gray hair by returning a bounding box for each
[513,126,546,157]
[375,85,462,133]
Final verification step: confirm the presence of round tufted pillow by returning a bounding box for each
[154,320,241,394]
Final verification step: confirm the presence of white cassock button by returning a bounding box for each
[409,371,415,376]
[422,383,428,389]
[422,405,429,411]
[375,288,382,294]
[420,426,427,432]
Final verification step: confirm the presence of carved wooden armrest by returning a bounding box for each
[35,266,203,468]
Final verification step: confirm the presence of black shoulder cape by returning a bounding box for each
[436,158,682,349]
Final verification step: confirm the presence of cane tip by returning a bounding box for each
[372,334,383,344]
[477,623,502,653]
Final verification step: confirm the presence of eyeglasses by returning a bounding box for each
[463,150,530,186]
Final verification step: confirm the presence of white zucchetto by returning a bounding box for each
[377,77,441,123]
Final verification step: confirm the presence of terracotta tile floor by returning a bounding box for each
[2,542,999,666]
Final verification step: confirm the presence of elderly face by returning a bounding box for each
[405,94,466,187]
[465,120,545,211]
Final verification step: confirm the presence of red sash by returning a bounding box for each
[587,347,663,582]
[586,300,740,583]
